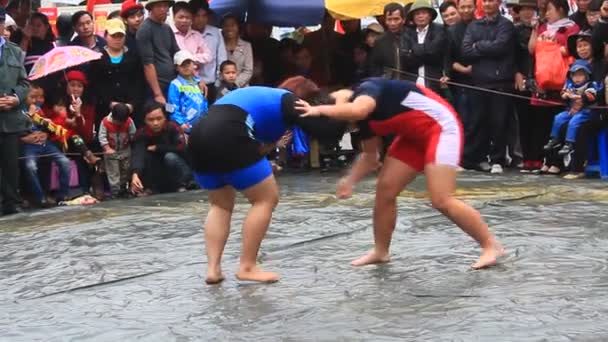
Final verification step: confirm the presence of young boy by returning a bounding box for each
[167,50,208,134]
[544,59,603,156]
[215,60,239,100]
[98,103,136,197]
[21,84,72,207]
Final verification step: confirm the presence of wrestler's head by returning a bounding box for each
[278,76,348,144]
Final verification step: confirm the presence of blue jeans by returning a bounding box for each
[550,109,592,143]
[22,143,71,202]
[142,152,192,193]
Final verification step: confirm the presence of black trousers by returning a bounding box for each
[464,90,512,166]
[519,103,559,162]
[0,133,22,211]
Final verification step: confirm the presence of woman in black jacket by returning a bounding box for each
[90,18,145,127]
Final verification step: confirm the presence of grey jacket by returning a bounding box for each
[226,38,253,87]
[0,40,30,134]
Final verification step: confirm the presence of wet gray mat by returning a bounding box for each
[2,172,608,341]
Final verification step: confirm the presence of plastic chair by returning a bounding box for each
[585,128,608,180]
[50,160,80,190]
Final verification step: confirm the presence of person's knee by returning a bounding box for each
[24,159,38,173]
[430,194,452,213]
[375,178,399,204]
[56,157,71,172]
[163,152,180,164]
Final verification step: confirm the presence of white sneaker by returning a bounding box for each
[490,164,503,174]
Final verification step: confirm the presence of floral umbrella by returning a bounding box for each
[28,46,102,81]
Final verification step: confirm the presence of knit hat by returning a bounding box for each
[569,59,592,76]
[65,70,89,86]
[121,0,144,18]
[4,14,17,28]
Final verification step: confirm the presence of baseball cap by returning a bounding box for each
[174,50,196,65]
[105,18,126,35]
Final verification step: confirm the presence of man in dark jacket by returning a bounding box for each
[0,7,29,215]
[570,0,592,31]
[461,0,515,173]
[446,0,476,135]
[130,102,192,195]
[369,3,407,79]
[400,0,448,94]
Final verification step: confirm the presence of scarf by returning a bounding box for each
[546,18,575,34]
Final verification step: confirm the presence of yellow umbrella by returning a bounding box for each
[326,0,414,20]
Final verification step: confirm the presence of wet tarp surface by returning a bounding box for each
[2,172,608,341]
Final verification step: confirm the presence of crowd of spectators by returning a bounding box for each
[1,0,607,216]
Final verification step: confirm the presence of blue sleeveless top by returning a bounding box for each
[214,86,291,144]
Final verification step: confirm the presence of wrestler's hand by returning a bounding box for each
[277,131,293,148]
[336,177,354,199]
[295,99,321,117]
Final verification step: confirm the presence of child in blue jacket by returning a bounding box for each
[167,50,208,134]
[544,59,603,156]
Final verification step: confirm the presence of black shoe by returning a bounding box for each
[543,139,561,151]
[558,143,574,156]
[2,206,23,216]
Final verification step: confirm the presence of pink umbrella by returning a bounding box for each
[28,46,102,81]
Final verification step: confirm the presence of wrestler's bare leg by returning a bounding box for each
[424,164,505,269]
[204,186,236,284]
[236,175,280,283]
[352,157,418,266]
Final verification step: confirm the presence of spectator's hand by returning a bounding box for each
[0,96,19,110]
[277,131,293,148]
[131,174,144,194]
[198,82,208,97]
[569,98,583,114]
[258,143,277,155]
[295,99,321,117]
[27,104,38,116]
[104,147,116,155]
[515,73,526,91]
[439,76,450,89]
[463,65,472,74]
[21,133,39,144]
[531,17,540,29]
[154,94,167,106]
[601,1,608,18]
[180,123,191,132]
[38,132,48,143]
[336,177,354,199]
[147,145,157,152]
[70,95,82,115]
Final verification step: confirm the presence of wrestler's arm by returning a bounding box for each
[337,136,382,199]
[297,96,376,122]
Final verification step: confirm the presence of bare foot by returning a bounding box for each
[351,250,390,266]
[471,243,505,270]
[205,267,225,285]
[236,267,279,283]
